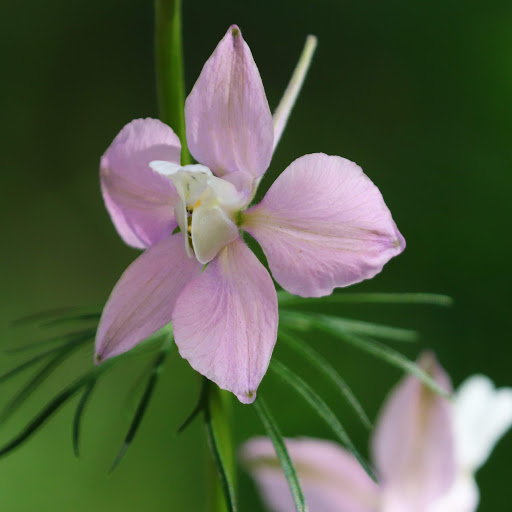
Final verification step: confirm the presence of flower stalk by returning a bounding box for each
[206,384,235,512]
[154,0,191,165]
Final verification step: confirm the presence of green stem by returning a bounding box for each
[206,384,235,512]
[154,0,191,165]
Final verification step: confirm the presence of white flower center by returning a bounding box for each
[150,161,244,264]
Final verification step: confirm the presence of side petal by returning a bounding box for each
[95,234,202,362]
[452,375,512,471]
[172,238,278,404]
[100,118,181,249]
[185,25,273,186]
[243,153,405,298]
[240,437,380,512]
[371,352,456,510]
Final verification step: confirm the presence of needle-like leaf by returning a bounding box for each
[278,291,453,307]
[109,338,173,473]
[3,328,96,354]
[0,341,87,423]
[253,397,308,512]
[281,310,418,342]
[0,369,105,457]
[12,308,101,327]
[73,380,96,457]
[270,359,376,482]
[323,330,451,399]
[0,331,93,386]
[278,328,372,430]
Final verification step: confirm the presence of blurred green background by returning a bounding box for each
[1,0,511,510]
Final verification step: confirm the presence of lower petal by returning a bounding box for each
[243,153,405,297]
[241,437,380,512]
[172,238,278,404]
[95,234,202,362]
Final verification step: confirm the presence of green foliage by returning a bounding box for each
[253,397,307,512]
[278,327,372,430]
[270,358,376,482]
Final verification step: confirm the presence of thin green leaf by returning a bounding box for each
[278,291,453,307]
[3,328,96,354]
[253,397,307,512]
[0,369,104,457]
[281,310,418,342]
[176,381,208,435]
[0,338,151,458]
[203,380,237,512]
[279,328,372,430]
[42,313,101,328]
[0,331,93,386]
[73,380,96,457]
[322,329,451,399]
[12,307,101,327]
[109,338,173,473]
[270,359,376,482]
[0,342,86,423]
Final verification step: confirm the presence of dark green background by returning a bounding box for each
[1,0,511,510]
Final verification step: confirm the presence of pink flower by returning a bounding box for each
[242,354,512,511]
[95,25,404,403]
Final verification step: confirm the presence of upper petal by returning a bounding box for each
[95,234,202,362]
[185,25,273,187]
[172,238,278,403]
[452,374,512,472]
[243,153,405,298]
[240,437,380,512]
[100,118,181,249]
[371,352,456,511]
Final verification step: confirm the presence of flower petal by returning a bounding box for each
[191,204,239,264]
[100,118,181,249]
[95,234,202,362]
[241,437,380,512]
[428,475,479,512]
[371,352,456,510]
[184,25,273,187]
[172,238,278,404]
[243,153,405,298]
[452,375,512,471]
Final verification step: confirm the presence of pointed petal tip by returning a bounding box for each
[185,23,273,181]
[238,389,257,405]
[229,24,241,37]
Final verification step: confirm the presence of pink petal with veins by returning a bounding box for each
[95,234,202,361]
[244,153,405,297]
[185,25,273,192]
[100,118,181,248]
[172,238,278,404]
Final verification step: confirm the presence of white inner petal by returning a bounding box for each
[150,161,244,263]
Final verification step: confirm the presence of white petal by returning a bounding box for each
[428,474,479,512]
[149,160,183,176]
[191,204,239,264]
[453,375,512,471]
